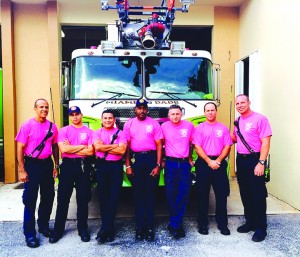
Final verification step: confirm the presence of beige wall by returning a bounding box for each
[14,4,52,124]
[14,2,60,138]
[214,7,239,176]
[59,2,214,26]
[239,0,300,209]
[1,0,17,183]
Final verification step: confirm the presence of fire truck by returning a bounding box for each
[60,0,221,186]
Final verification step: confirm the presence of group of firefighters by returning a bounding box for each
[16,94,272,248]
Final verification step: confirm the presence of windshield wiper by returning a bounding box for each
[91,90,140,108]
[149,91,197,108]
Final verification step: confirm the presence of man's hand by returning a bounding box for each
[19,170,29,183]
[150,166,160,177]
[254,163,265,176]
[189,158,195,167]
[126,167,134,178]
[53,167,58,179]
[208,160,220,170]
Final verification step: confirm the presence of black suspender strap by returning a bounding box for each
[28,122,53,158]
[103,129,120,159]
[234,117,257,157]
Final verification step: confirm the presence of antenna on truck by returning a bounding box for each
[50,87,55,123]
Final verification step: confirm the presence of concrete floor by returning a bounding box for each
[1,178,300,257]
[0,177,299,222]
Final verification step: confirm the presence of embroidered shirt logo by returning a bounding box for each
[80,133,87,141]
[146,125,153,133]
[245,123,252,131]
[216,129,223,138]
[180,129,188,137]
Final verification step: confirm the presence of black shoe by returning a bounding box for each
[96,229,107,243]
[38,227,53,238]
[252,230,267,242]
[178,226,186,238]
[135,228,144,241]
[146,229,154,241]
[25,236,40,248]
[219,227,231,236]
[198,225,208,235]
[237,223,255,233]
[79,230,90,242]
[106,230,115,242]
[49,232,62,244]
[167,225,181,239]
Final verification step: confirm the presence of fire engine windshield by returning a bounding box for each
[71,56,143,99]
[145,57,213,100]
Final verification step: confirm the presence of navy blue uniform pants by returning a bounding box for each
[22,157,54,237]
[236,154,268,231]
[195,157,229,229]
[164,160,191,229]
[95,159,123,232]
[130,151,159,230]
[54,158,91,234]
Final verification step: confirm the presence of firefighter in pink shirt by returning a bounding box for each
[193,102,232,236]
[161,104,195,239]
[123,99,163,241]
[93,110,127,243]
[232,94,272,242]
[49,106,94,244]
[15,98,59,248]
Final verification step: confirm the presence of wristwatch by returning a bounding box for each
[258,160,266,165]
[156,163,161,167]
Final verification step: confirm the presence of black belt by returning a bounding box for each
[132,150,156,155]
[62,157,87,164]
[165,156,189,162]
[24,156,51,162]
[207,155,218,160]
[237,152,260,158]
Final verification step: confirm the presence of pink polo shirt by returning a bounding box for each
[92,127,127,161]
[233,112,272,154]
[58,125,93,158]
[123,116,163,152]
[15,118,58,159]
[193,121,232,156]
[161,120,194,158]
